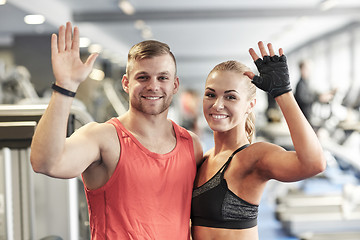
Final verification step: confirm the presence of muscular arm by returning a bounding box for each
[247,41,326,182]
[257,92,326,182]
[31,111,101,178]
[30,22,98,178]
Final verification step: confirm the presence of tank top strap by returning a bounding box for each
[221,144,250,173]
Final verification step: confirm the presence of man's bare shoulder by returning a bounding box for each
[72,121,119,148]
[186,130,204,165]
[77,121,115,135]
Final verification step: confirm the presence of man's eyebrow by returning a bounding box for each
[134,71,171,76]
[159,71,171,75]
[134,71,148,76]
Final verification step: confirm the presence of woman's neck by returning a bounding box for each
[213,128,249,155]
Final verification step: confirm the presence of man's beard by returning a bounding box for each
[130,95,172,115]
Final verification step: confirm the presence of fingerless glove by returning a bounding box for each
[252,55,292,98]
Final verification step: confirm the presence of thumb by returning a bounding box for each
[244,71,255,79]
[85,53,99,68]
[251,75,263,87]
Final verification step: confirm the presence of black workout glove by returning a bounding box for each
[252,55,292,98]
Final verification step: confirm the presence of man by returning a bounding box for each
[30,22,203,239]
[294,60,336,127]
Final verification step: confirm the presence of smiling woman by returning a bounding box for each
[203,62,256,141]
[191,42,326,240]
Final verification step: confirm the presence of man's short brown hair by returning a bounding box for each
[126,40,177,76]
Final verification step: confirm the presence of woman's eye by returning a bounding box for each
[226,95,237,100]
[205,93,215,98]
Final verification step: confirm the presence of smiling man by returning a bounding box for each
[30,22,203,239]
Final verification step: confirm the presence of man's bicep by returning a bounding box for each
[53,123,102,178]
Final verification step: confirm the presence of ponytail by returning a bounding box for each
[245,111,256,143]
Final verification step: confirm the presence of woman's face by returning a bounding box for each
[203,70,253,133]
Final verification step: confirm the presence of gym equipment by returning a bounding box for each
[275,183,360,237]
[0,104,93,240]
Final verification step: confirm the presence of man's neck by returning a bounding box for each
[118,110,176,154]
[119,110,172,138]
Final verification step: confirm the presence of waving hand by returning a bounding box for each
[51,22,98,91]
[245,41,292,98]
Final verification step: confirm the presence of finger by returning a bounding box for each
[51,34,58,57]
[258,41,268,57]
[249,48,260,61]
[279,48,284,56]
[267,43,275,57]
[244,71,255,80]
[72,26,79,51]
[65,22,72,51]
[85,53,99,68]
[58,25,65,52]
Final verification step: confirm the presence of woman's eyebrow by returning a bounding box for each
[205,87,215,92]
[224,90,239,94]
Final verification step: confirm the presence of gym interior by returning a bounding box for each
[1,0,360,239]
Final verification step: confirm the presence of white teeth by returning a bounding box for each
[212,114,227,119]
[145,97,161,100]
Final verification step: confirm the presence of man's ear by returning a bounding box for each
[173,76,180,94]
[122,74,129,93]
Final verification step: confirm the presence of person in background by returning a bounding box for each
[191,41,326,240]
[30,22,203,239]
[294,60,336,127]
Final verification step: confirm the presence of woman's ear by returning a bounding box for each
[247,98,256,114]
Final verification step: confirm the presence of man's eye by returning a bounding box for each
[159,76,169,81]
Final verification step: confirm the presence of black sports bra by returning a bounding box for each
[191,144,258,229]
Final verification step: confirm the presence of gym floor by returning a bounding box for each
[258,197,298,240]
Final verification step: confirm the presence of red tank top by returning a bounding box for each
[83,118,196,239]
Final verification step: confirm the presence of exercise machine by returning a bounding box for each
[0,104,93,240]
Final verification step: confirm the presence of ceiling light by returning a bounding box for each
[118,0,135,15]
[88,43,103,54]
[141,28,153,39]
[134,20,145,30]
[0,0,7,5]
[319,0,338,11]
[79,37,91,48]
[89,69,105,81]
[24,15,45,25]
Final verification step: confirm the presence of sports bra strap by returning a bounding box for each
[221,144,250,173]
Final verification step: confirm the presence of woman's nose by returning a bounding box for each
[213,98,224,111]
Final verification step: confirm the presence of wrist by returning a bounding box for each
[51,82,76,97]
[274,91,293,102]
[271,86,292,98]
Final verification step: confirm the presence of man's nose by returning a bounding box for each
[146,78,160,91]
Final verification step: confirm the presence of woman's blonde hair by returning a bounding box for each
[208,60,256,143]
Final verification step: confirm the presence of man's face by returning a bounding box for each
[122,54,179,116]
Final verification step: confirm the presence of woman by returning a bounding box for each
[191,41,326,240]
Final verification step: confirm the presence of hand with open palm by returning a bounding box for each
[51,22,98,92]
